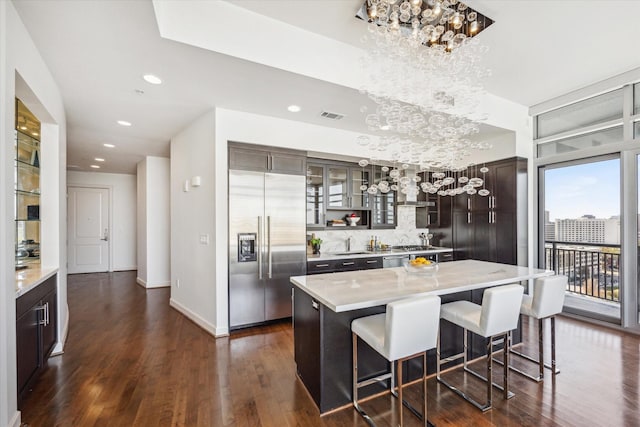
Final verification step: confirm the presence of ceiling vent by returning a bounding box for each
[320,111,345,120]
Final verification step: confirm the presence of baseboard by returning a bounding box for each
[8,410,20,427]
[113,267,137,272]
[136,277,170,289]
[169,298,229,337]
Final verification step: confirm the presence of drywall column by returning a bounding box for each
[136,157,170,288]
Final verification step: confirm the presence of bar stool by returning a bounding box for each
[437,284,524,412]
[352,295,441,427]
[508,275,567,382]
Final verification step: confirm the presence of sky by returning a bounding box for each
[545,158,620,221]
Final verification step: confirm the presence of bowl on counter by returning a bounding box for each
[403,258,438,276]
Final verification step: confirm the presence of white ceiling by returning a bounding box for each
[13,0,640,174]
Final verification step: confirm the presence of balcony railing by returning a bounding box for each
[544,241,620,303]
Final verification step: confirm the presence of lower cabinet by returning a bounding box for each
[16,274,57,408]
[307,256,382,275]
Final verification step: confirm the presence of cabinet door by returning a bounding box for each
[452,210,473,260]
[349,168,370,209]
[472,211,495,262]
[306,164,325,228]
[327,167,348,208]
[371,191,396,228]
[293,289,321,406]
[492,161,517,210]
[494,211,517,265]
[41,291,57,360]
[270,153,306,175]
[229,147,269,172]
[307,260,336,274]
[16,306,41,398]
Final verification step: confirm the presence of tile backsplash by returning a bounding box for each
[309,206,429,253]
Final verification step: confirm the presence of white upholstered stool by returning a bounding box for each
[507,275,567,382]
[352,295,441,427]
[436,284,524,412]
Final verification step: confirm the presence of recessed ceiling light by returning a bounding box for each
[117,120,132,127]
[287,105,301,113]
[143,74,162,85]
[31,132,39,136]
[103,143,115,148]
[94,158,105,162]
[380,125,391,130]
[90,165,100,169]
[68,164,80,169]
[20,126,27,130]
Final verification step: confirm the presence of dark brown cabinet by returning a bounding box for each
[229,142,306,175]
[307,256,382,275]
[429,157,527,266]
[16,274,57,407]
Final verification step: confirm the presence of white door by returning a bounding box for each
[67,186,110,273]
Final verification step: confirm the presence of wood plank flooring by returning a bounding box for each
[20,271,640,426]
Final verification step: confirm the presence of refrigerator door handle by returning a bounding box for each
[258,216,263,279]
[267,216,272,279]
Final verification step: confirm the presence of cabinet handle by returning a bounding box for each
[488,212,492,223]
[467,198,471,211]
[493,211,497,224]
[311,299,319,310]
[267,216,272,279]
[342,261,355,266]
[366,260,378,264]
[315,264,329,268]
[467,212,471,224]
[258,216,263,279]
[45,302,50,326]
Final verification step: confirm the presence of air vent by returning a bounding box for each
[320,111,344,120]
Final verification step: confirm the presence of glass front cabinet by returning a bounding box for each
[15,99,41,268]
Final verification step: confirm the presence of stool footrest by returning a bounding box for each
[463,366,515,399]
[510,349,560,374]
[437,376,492,412]
[357,372,393,389]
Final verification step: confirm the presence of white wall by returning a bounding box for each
[136,157,170,288]
[67,171,137,271]
[136,160,147,283]
[170,111,218,334]
[1,2,67,426]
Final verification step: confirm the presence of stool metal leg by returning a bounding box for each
[486,336,492,409]
[538,318,544,380]
[506,316,560,382]
[398,357,403,427]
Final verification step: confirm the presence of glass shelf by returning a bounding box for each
[15,99,41,265]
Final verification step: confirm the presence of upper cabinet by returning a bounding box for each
[307,161,372,229]
[15,99,41,269]
[229,142,306,175]
[326,165,370,210]
[371,166,396,229]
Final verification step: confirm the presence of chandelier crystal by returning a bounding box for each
[355,0,495,197]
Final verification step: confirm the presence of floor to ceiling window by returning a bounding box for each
[535,79,640,330]
[540,157,621,323]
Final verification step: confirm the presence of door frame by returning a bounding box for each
[66,184,114,273]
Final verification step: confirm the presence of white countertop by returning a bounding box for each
[290,259,554,312]
[16,265,58,298]
[307,246,453,262]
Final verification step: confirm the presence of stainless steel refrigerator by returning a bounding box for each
[228,170,306,329]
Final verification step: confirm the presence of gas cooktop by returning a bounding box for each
[391,245,435,251]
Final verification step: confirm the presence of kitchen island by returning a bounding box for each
[290,259,553,414]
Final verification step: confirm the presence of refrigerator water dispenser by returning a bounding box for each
[237,233,257,262]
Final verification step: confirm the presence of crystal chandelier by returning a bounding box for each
[355,0,495,197]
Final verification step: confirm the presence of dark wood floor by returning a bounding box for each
[20,271,640,426]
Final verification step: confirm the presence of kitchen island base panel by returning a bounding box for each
[293,287,521,414]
